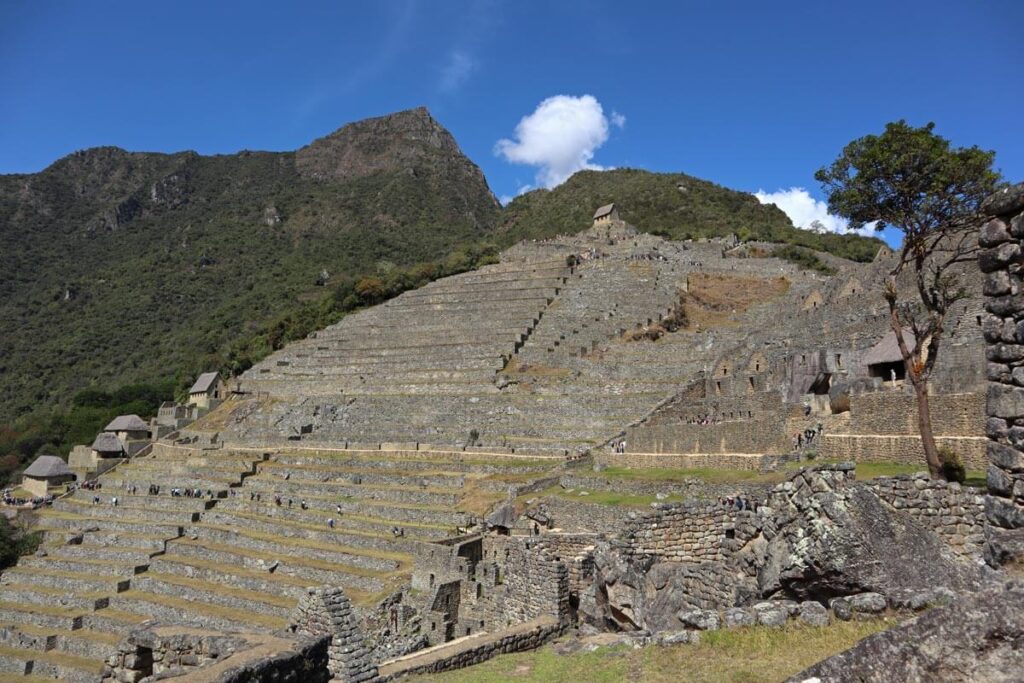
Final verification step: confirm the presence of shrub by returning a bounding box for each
[468,429,480,446]
[938,447,966,483]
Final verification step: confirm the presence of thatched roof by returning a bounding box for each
[189,372,220,394]
[24,455,72,479]
[593,203,616,219]
[863,329,915,367]
[91,431,124,453]
[105,414,149,432]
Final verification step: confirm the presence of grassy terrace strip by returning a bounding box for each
[111,590,289,629]
[0,624,120,646]
[531,486,688,508]
[202,506,441,540]
[153,553,331,588]
[194,522,412,566]
[407,619,893,683]
[168,537,399,578]
[135,572,298,608]
[0,600,81,620]
[0,644,105,674]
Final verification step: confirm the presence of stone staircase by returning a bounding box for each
[0,446,560,680]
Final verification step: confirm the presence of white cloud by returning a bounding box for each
[498,183,533,206]
[610,111,626,128]
[439,50,477,93]
[495,95,619,188]
[754,187,873,234]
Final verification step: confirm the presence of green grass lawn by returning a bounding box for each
[406,619,893,682]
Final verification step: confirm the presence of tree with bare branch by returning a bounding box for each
[816,121,1000,478]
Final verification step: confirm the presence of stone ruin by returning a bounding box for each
[0,192,1021,681]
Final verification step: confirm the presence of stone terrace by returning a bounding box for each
[0,444,561,681]
[216,234,846,455]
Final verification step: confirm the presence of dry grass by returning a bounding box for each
[681,273,790,330]
[407,619,893,683]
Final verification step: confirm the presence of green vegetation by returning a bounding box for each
[0,515,42,569]
[0,112,883,473]
[501,169,883,261]
[407,619,892,683]
[817,120,1000,479]
[0,380,172,485]
[771,244,837,275]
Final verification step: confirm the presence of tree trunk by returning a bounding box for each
[912,380,945,479]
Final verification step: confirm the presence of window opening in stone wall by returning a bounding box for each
[835,353,842,367]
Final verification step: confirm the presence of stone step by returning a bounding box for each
[0,603,82,632]
[0,584,108,612]
[254,462,465,489]
[44,545,153,566]
[0,623,121,661]
[0,643,103,683]
[52,500,200,525]
[78,531,170,552]
[15,556,144,578]
[78,609,149,637]
[198,509,424,549]
[129,574,295,619]
[158,540,386,593]
[2,568,129,596]
[108,590,288,633]
[211,499,453,537]
[148,555,334,598]
[68,490,212,512]
[240,477,462,506]
[188,524,403,574]
[35,513,184,538]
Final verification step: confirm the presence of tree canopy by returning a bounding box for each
[816,120,1001,479]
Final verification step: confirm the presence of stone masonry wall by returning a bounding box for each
[820,434,987,470]
[866,475,986,558]
[847,391,985,436]
[979,183,1024,567]
[479,536,570,627]
[289,586,377,683]
[618,502,760,562]
[103,630,330,683]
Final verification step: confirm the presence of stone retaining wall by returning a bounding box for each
[377,619,564,681]
[847,392,985,436]
[866,475,986,557]
[820,434,987,470]
[595,451,782,471]
[559,474,773,503]
[618,503,760,562]
[103,629,330,683]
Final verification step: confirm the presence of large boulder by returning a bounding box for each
[758,468,989,600]
[789,583,1024,682]
[579,545,755,633]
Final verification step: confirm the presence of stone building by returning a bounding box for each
[863,328,913,383]
[104,414,151,456]
[188,371,225,409]
[592,203,619,226]
[90,431,126,460]
[21,455,74,497]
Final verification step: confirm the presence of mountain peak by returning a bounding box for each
[295,107,472,183]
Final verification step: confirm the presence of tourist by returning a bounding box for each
[336,505,342,514]
[111,496,118,507]
[327,518,335,529]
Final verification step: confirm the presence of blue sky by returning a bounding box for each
[2,1,1021,243]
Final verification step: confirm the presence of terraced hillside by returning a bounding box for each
[0,445,561,680]
[203,228,874,453]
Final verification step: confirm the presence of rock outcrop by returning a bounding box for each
[758,466,989,600]
[789,583,1024,682]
